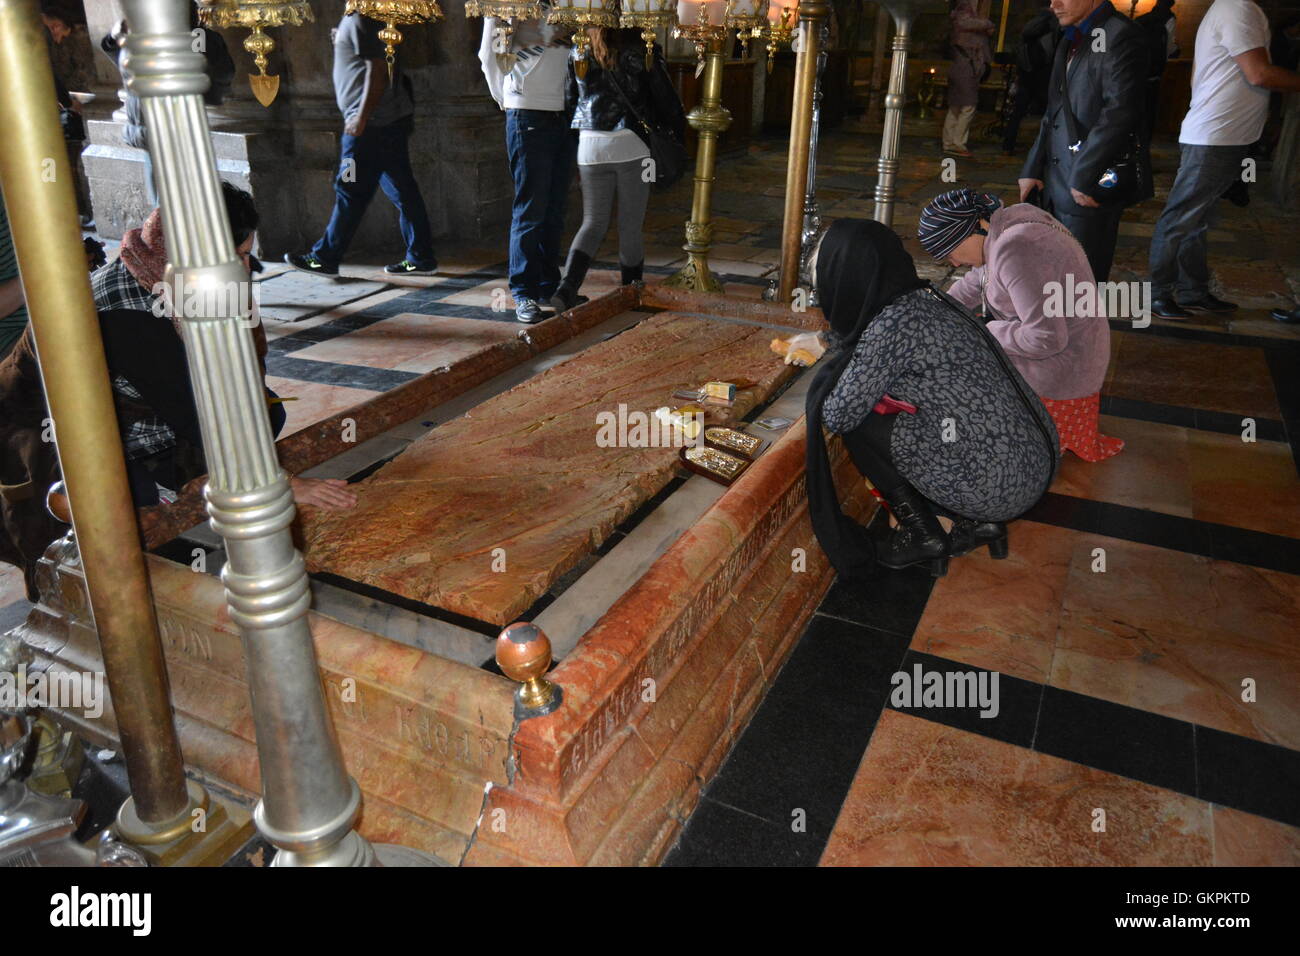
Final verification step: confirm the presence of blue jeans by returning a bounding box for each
[312,116,435,268]
[1148,143,1249,301]
[506,109,576,301]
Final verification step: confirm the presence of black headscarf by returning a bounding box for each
[804,219,929,579]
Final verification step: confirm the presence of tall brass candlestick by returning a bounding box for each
[0,0,189,829]
[0,0,256,867]
[776,0,828,303]
[663,33,731,293]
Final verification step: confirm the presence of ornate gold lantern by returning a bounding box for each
[196,0,314,107]
[464,2,545,74]
[723,0,765,57]
[756,0,796,73]
[345,0,445,81]
[547,0,619,79]
[619,0,677,69]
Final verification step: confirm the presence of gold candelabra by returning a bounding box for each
[756,4,796,73]
[196,0,314,107]
[346,0,444,81]
[465,2,544,73]
[546,0,619,80]
[620,0,677,69]
[662,2,734,293]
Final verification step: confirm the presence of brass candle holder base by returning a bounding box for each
[663,32,731,295]
[115,778,256,867]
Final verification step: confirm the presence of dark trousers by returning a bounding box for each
[1148,143,1248,302]
[839,413,907,497]
[311,116,435,269]
[1002,76,1046,153]
[506,109,576,301]
[1044,194,1124,282]
[840,414,971,521]
[1142,76,1161,151]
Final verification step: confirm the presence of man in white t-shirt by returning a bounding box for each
[1150,0,1300,319]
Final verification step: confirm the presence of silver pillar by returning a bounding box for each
[118,0,383,868]
[872,1,918,227]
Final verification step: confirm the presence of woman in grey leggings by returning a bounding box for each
[552,27,685,312]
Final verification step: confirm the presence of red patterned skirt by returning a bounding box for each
[1042,393,1124,462]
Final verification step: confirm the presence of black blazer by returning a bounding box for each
[1021,2,1153,211]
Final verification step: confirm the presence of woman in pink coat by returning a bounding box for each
[919,188,1123,462]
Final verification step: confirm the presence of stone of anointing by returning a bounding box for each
[300,312,794,625]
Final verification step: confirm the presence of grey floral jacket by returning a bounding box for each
[823,287,1060,521]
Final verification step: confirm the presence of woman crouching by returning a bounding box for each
[805,219,1060,579]
[919,188,1123,462]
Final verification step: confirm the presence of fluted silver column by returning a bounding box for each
[872,1,919,227]
[119,0,375,867]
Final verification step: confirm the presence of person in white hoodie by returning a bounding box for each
[479,14,576,323]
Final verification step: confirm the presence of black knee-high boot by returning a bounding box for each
[552,250,593,312]
[620,261,643,285]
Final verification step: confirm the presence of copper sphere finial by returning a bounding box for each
[45,480,71,525]
[496,622,563,719]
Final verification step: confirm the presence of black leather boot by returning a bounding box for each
[551,250,592,312]
[876,486,951,576]
[620,261,644,286]
[949,519,1009,559]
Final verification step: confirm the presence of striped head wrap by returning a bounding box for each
[917,188,1003,261]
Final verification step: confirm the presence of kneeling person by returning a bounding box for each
[92,183,357,512]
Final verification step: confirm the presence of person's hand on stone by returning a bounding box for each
[290,477,358,511]
[782,332,826,366]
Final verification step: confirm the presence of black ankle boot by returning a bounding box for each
[949,519,1009,559]
[552,251,593,312]
[876,486,950,576]
[620,261,644,285]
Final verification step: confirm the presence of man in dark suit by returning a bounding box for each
[1018,0,1151,281]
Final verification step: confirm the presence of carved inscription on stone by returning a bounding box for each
[560,473,804,783]
[157,614,214,662]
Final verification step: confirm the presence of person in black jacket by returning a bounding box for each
[1002,1,1057,155]
[1018,0,1151,282]
[1135,0,1179,147]
[551,28,685,312]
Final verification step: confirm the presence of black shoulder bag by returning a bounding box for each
[1059,44,1146,206]
[605,68,689,192]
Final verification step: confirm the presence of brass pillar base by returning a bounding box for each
[115,779,255,867]
[25,715,85,796]
[663,254,724,294]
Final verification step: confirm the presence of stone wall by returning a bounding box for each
[80,0,512,256]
